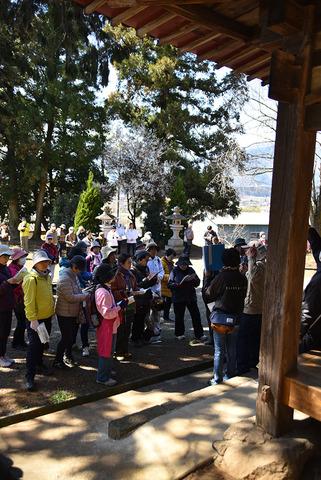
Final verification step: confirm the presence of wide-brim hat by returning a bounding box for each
[0,245,13,257]
[101,245,117,260]
[176,255,192,266]
[11,248,28,262]
[234,237,246,247]
[90,240,102,251]
[135,250,150,261]
[146,241,159,251]
[32,250,52,268]
[59,224,66,229]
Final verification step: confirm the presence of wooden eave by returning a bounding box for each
[74,0,309,84]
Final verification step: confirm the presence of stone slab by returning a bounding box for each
[0,379,257,480]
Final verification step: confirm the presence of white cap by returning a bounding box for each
[32,250,52,268]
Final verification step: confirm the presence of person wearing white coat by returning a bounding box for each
[146,242,164,343]
[126,223,139,256]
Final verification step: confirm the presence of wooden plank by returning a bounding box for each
[216,46,259,67]
[111,5,147,25]
[269,50,301,103]
[163,4,254,41]
[267,0,304,36]
[159,24,199,44]
[180,32,222,52]
[256,5,317,437]
[234,54,269,72]
[198,40,241,61]
[247,63,270,81]
[282,375,321,422]
[137,12,176,37]
[84,0,107,14]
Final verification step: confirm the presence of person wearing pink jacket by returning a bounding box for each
[94,264,127,386]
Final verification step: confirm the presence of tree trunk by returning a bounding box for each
[8,198,19,243]
[6,145,20,242]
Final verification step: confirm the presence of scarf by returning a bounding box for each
[32,268,50,278]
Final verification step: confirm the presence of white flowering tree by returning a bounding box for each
[104,122,172,226]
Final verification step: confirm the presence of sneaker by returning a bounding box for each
[82,347,90,357]
[115,354,125,361]
[64,357,78,368]
[208,378,221,386]
[0,357,12,368]
[189,338,203,346]
[176,335,185,341]
[26,379,37,392]
[4,356,15,365]
[96,378,118,387]
[199,335,208,342]
[150,336,162,344]
[123,352,132,360]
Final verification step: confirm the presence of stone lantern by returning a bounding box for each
[165,206,188,253]
[96,203,116,240]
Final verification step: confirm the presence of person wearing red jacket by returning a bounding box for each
[8,248,28,349]
[41,233,59,279]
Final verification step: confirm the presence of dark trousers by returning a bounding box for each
[163,296,172,320]
[56,316,78,362]
[183,241,192,256]
[127,243,136,256]
[236,313,262,374]
[73,322,89,348]
[0,310,12,356]
[26,319,52,381]
[13,302,27,347]
[117,240,126,254]
[116,313,133,355]
[173,300,204,338]
[132,305,150,341]
[205,304,214,345]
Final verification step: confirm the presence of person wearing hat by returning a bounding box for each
[41,233,59,279]
[23,250,55,391]
[0,245,20,367]
[168,255,206,344]
[135,239,146,252]
[101,245,118,268]
[57,224,67,256]
[131,250,158,346]
[86,241,103,273]
[76,226,86,242]
[46,223,58,246]
[18,217,31,251]
[65,227,77,255]
[205,248,248,385]
[8,248,28,349]
[237,241,267,375]
[95,264,125,386]
[234,237,248,274]
[54,255,90,369]
[146,242,164,343]
[161,248,176,322]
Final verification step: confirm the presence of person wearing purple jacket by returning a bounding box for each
[0,245,20,367]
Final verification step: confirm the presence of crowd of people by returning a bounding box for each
[0,216,320,394]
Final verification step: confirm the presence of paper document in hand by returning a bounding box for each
[179,274,194,285]
[12,267,28,283]
[37,323,50,344]
[127,296,135,305]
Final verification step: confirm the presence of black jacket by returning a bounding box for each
[131,263,156,306]
[205,268,247,315]
[168,266,200,303]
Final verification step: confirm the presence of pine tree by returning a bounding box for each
[74,172,101,232]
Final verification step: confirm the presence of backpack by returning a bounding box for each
[83,284,100,328]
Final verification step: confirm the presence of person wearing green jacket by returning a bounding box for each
[23,250,55,392]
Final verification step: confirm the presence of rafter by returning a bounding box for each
[179,32,221,52]
[198,40,240,61]
[111,5,147,25]
[137,12,176,37]
[159,24,199,45]
[215,46,259,68]
[247,63,271,81]
[235,55,270,73]
[163,4,254,42]
[84,0,107,14]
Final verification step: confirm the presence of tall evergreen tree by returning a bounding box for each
[74,172,101,232]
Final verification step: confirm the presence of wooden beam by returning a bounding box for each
[269,50,301,103]
[137,13,176,37]
[305,102,321,130]
[234,54,270,73]
[215,46,258,68]
[84,0,107,14]
[247,64,270,81]
[256,5,317,437]
[267,0,305,36]
[111,5,147,25]
[198,40,240,61]
[180,32,221,52]
[163,4,254,42]
[159,24,198,45]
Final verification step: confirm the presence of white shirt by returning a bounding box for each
[117,225,126,239]
[126,228,139,243]
[107,230,119,247]
[147,256,164,294]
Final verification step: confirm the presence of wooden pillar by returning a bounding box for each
[256,8,317,437]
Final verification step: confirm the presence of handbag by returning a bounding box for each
[210,311,238,328]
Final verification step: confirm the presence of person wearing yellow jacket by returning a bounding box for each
[161,248,176,322]
[23,250,55,392]
[18,217,31,251]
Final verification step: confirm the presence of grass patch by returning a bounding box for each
[49,389,74,405]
